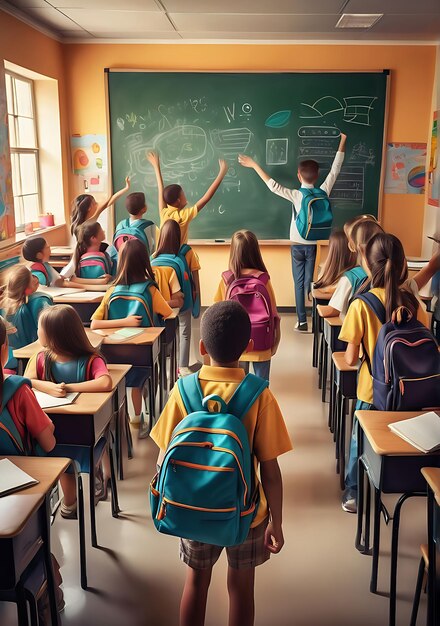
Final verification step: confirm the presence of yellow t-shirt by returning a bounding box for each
[339,287,429,404]
[185,247,201,273]
[150,365,293,528]
[160,205,198,244]
[91,284,173,321]
[153,267,181,303]
[213,270,279,362]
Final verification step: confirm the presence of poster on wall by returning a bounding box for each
[384,142,427,194]
[70,134,108,193]
[0,67,15,241]
[428,112,439,207]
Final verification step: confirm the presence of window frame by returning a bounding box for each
[5,70,42,232]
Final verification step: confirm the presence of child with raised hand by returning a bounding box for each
[151,219,201,375]
[147,151,228,244]
[0,266,53,371]
[320,217,384,319]
[313,228,357,293]
[150,300,292,626]
[214,230,280,382]
[22,236,83,289]
[91,239,172,424]
[339,233,429,513]
[239,132,347,332]
[71,221,115,284]
[113,191,157,255]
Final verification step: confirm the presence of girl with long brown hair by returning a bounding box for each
[71,221,115,284]
[214,230,281,382]
[314,228,357,291]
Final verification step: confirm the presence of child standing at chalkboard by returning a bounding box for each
[239,132,347,332]
[146,151,229,244]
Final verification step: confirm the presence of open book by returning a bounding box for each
[33,390,79,409]
[105,328,144,342]
[388,412,440,453]
[0,458,39,497]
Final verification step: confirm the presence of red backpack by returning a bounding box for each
[222,271,275,352]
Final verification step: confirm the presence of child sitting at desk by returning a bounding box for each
[313,228,357,293]
[71,221,116,284]
[22,236,83,289]
[0,266,53,371]
[90,239,172,425]
[25,304,113,518]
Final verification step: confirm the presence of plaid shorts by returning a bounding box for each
[179,517,270,570]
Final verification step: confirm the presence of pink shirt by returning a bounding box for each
[7,381,53,445]
[36,353,109,381]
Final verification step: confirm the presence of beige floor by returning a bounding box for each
[1,314,429,626]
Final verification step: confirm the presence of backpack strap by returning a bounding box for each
[31,262,49,284]
[0,376,32,454]
[177,373,204,414]
[180,244,191,257]
[85,354,99,381]
[222,270,235,287]
[228,374,268,420]
[356,292,387,325]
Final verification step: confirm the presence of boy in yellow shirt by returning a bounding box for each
[150,301,292,626]
[147,151,228,244]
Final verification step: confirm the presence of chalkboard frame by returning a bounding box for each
[105,68,390,242]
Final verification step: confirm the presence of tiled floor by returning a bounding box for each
[1,314,428,625]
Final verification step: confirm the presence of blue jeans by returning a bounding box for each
[291,244,316,323]
[345,400,373,498]
[240,360,271,382]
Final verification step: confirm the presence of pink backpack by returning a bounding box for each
[222,270,275,351]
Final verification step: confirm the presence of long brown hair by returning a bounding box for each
[0,317,6,407]
[154,219,181,257]
[229,230,267,279]
[351,219,384,258]
[71,194,95,236]
[0,266,32,317]
[114,239,156,286]
[38,305,101,381]
[314,228,357,289]
[365,233,418,321]
[344,214,379,246]
[74,220,102,274]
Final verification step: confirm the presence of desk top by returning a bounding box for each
[54,292,104,304]
[357,410,440,456]
[13,328,104,360]
[323,315,343,328]
[421,467,440,506]
[44,364,130,416]
[312,288,334,301]
[332,351,359,372]
[0,457,70,538]
[96,327,163,345]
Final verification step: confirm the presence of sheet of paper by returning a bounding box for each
[0,459,39,497]
[33,390,79,409]
[55,291,103,301]
[38,286,85,297]
[389,411,440,453]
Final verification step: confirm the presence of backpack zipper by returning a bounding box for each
[399,373,440,396]
[171,459,234,472]
[172,427,243,449]
[157,497,237,521]
[109,295,153,326]
[384,337,435,382]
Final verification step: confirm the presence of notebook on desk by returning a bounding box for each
[33,390,79,409]
[0,459,39,497]
[388,412,440,453]
[105,328,144,342]
[55,291,103,301]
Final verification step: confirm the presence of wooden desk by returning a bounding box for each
[13,328,104,375]
[54,292,104,325]
[317,311,344,403]
[356,410,440,626]
[311,288,332,369]
[0,456,70,625]
[160,310,179,411]
[421,468,440,625]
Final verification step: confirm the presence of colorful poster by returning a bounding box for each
[428,112,439,207]
[384,142,427,195]
[0,66,15,241]
[71,134,107,175]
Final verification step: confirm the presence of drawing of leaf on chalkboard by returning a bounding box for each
[265,110,291,128]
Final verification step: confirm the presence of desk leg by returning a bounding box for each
[312,300,318,368]
[389,492,424,626]
[321,341,328,403]
[77,473,87,589]
[16,579,29,626]
[356,456,366,552]
[42,496,60,626]
[318,333,324,388]
[109,442,120,518]
[159,341,167,412]
[370,487,382,593]
[89,450,98,548]
[329,363,335,432]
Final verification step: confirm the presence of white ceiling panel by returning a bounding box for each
[25,6,83,28]
[59,9,174,32]
[5,0,48,7]
[163,0,345,14]
[170,13,340,33]
[50,0,161,9]
[88,30,182,39]
[372,14,440,34]
[346,0,440,14]
[59,29,90,38]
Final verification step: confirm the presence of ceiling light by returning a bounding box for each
[335,14,383,29]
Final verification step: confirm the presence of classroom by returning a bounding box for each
[0,1,440,625]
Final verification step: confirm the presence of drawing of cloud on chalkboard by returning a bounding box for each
[265,110,291,128]
[300,96,344,119]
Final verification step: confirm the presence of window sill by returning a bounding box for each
[0,224,66,253]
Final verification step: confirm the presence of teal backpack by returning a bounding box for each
[150,372,268,547]
[113,218,154,253]
[108,281,160,327]
[151,244,194,314]
[78,251,113,279]
[0,376,40,455]
[38,352,98,384]
[30,262,50,286]
[344,266,368,301]
[296,188,333,240]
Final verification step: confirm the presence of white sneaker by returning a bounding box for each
[341,496,357,514]
[129,413,143,428]
[295,321,308,332]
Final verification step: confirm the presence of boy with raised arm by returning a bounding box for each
[239,132,347,332]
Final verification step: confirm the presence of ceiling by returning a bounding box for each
[2,0,440,42]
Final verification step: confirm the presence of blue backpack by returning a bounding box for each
[38,352,98,384]
[108,281,160,327]
[296,188,333,240]
[113,218,154,253]
[357,292,440,411]
[30,262,50,286]
[0,376,39,455]
[78,251,113,280]
[151,244,194,314]
[150,372,268,547]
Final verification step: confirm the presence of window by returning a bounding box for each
[5,72,40,230]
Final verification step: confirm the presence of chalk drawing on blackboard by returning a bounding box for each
[210,128,252,158]
[265,110,292,128]
[300,95,377,126]
[153,125,207,165]
[298,126,340,138]
[330,166,365,207]
[300,96,343,119]
[349,142,376,166]
[117,117,125,131]
[242,103,252,114]
[218,204,225,214]
[266,138,288,166]
[223,104,236,123]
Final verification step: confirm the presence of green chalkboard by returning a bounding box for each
[107,71,388,240]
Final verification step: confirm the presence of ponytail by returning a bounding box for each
[0,266,32,317]
[74,221,102,274]
[71,194,95,237]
